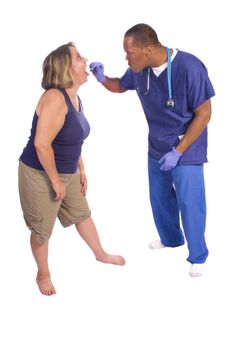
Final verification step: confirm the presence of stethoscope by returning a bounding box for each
[136,46,175,108]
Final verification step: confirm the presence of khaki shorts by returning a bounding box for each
[18,161,91,244]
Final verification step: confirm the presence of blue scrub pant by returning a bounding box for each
[148,155,209,264]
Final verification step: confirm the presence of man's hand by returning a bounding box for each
[89,62,106,83]
[158,147,182,171]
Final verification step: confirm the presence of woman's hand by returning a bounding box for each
[52,179,66,200]
[80,171,87,196]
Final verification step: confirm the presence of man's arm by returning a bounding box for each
[176,99,212,154]
[159,99,212,171]
[89,62,126,93]
[102,76,126,93]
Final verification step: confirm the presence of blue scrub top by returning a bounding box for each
[120,50,215,165]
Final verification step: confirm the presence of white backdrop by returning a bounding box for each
[0,0,232,349]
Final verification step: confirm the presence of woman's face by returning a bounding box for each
[69,46,89,85]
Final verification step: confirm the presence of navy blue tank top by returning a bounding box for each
[20,88,90,173]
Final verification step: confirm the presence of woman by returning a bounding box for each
[18,42,125,296]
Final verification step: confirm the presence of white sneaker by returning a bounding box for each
[148,240,165,249]
[189,263,205,277]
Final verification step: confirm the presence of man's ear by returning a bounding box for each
[143,44,152,57]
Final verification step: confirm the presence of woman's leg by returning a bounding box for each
[30,234,56,296]
[19,162,60,295]
[76,217,125,265]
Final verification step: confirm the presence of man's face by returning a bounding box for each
[123,36,149,72]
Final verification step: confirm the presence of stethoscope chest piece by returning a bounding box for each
[166,98,175,108]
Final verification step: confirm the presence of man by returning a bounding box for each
[89,23,215,277]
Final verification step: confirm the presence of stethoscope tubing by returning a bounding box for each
[165,46,175,108]
[166,47,172,100]
[137,46,175,107]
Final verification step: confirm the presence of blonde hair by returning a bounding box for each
[41,42,75,89]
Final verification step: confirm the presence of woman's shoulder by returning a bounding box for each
[41,88,65,102]
[36,88,67,115]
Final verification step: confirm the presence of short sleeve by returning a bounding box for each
[120,68,140,90]
[187,60,215,109]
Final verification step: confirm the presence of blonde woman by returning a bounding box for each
[18,42,125,296]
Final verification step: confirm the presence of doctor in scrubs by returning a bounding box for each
[89,23,215,277]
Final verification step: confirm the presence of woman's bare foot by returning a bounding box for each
[36,274,56,296]
[96,254,126,266]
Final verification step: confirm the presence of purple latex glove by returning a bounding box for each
[89,62,106,83]
[158,147,182,171]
